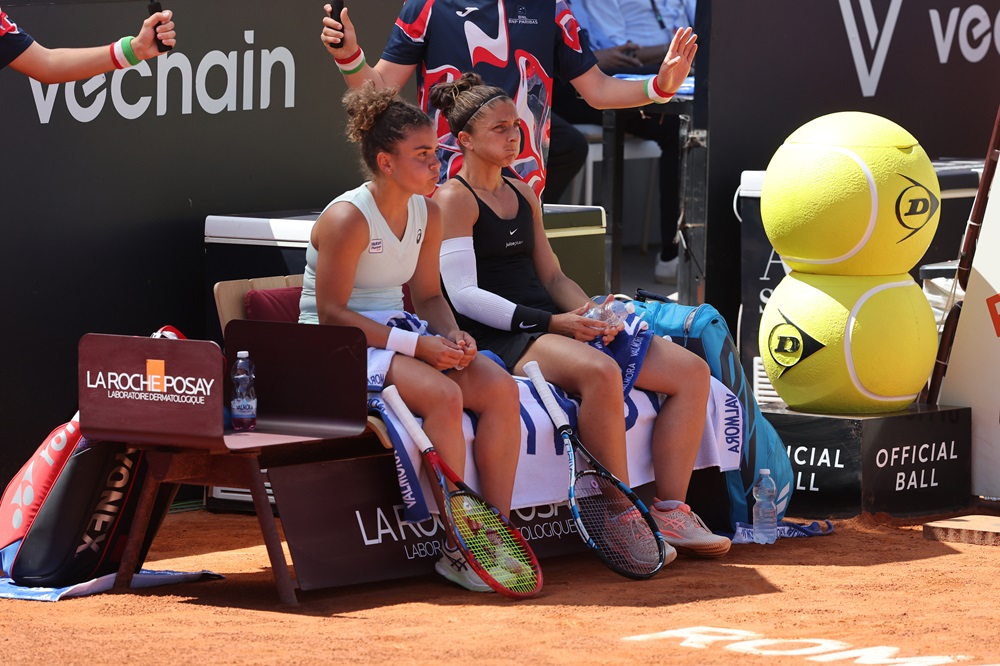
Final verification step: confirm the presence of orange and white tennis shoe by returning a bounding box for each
[650,503,731,558]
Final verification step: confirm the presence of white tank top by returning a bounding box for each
[299,183,428,323]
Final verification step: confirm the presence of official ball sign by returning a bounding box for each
[762,405,971,517]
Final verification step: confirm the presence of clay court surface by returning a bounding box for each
[2,509,999,665]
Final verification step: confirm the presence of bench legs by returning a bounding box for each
[112,450,299,605]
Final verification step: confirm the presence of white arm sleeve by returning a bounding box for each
[440,237,518,329]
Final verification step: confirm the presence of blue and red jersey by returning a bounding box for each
[0,6,34,70]
[381,0,597,196]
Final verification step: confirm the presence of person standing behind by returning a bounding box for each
[1,5,176,82]
[320,1,695,199]
[552,0,695,284]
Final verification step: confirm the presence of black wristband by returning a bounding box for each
[511,305,551,333]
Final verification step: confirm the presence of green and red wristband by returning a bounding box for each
[110,36,141,69]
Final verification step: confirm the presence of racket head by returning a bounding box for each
[381,385,542,598]
[570,467,666,579]
[444,481,543,599]
[524,362,665,578]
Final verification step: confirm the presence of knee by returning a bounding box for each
[578,355,623,399]
[682,354,712,401]
[468,357,520,411]
[434,380,465,418]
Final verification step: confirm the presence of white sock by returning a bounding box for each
[653,499,684,512]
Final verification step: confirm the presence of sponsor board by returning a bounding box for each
[762,405,971,517]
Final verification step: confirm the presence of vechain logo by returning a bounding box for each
[86,359,214,404]
[767,312,825,376]
[894,174,940,241]
[841,0,1000,97]
[28,30,295,124]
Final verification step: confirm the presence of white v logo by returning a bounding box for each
[839,0,903,97]
[464,0,508,67]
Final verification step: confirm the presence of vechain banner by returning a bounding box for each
[0,0,402,486]
[702,0,1000,332]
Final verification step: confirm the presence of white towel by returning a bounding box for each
[377,374,742,515]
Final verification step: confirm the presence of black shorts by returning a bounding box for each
[474,329,544,371]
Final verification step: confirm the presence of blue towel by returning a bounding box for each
[0,569,222,602]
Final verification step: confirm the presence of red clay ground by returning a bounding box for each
[2,509,999,665]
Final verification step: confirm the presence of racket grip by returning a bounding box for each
[147,1,172,53]
[522,361,571,430]
[381,385,434,453]
[327,0,346,49]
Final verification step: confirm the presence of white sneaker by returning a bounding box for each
[654,256,679,284]
[434,545,493,593]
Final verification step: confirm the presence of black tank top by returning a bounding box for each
[451,176,559,338]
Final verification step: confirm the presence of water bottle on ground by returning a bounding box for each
[230,350,257,432]
[752,468,778,544]
[584,297,635,327]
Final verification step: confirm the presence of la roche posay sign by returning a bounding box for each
[86,358,215,405]
[29,30,294,123]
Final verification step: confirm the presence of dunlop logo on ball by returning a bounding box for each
[895,174,939,241]
[767,312,825,376]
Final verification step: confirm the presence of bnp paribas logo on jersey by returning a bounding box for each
[509,4,538,25]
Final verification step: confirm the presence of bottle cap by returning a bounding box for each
[237,350,249,358]
[760,468,770,475]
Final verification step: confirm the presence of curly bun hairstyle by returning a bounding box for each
[428,72,510,136]
[342,81,433,175]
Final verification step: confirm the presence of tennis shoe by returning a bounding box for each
[607,508,677,568]
[651,502,731,558]
[434,545,493,593]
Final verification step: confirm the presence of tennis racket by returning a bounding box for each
[380,384,542,599]
[523,361,666,579]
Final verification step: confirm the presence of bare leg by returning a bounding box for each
[446,355,521,516]
[634,337,711,501]
[386,355,468,492]
[513,334,632,485]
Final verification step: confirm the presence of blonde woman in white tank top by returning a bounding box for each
[301,84,523,593]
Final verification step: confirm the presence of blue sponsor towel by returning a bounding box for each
[0,569,222,602]
[731,520,835,545]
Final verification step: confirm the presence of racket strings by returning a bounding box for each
[573,473,662,576]
[450,493,540,595]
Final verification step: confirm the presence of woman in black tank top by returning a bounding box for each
[431,73,731,560]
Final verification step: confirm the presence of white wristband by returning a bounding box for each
[386,327,419,357]
[645,76,674,104]
[335,47,365,74]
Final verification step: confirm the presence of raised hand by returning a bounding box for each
[654,27,697,96]
[321,3,359,54]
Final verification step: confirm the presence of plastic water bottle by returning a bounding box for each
[752,468,778,544]
[230,351,257,431]
[584,298,635,327]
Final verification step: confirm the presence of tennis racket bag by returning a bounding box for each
[632,294,794,534]
[0,431,171,588]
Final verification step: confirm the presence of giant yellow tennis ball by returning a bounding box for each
[759,272,937,413]
[761,112,940,275]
